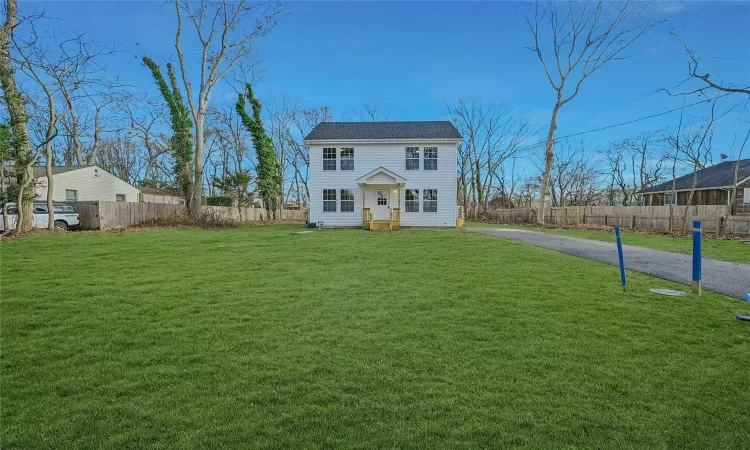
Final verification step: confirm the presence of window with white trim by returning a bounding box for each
[424,147,437,170]
[405,189,419,212]
[340,189,354,212]
[340,148,354,171]
[743,187,750,204]
[406,147,419,170]
[323,148,336,171]
[323,189,336,212]
[66,189,78,201]
[664,192,677,205]
[423,189,437,212]
[116,194,126,202]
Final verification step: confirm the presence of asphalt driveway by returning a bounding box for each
[467,228,750,299]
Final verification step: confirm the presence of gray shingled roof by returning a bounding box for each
[304,121,463,141]
[640,159,750,193]
[32,165,90,178]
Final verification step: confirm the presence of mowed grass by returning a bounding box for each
[466,221,750,264]
[2,226,749,449]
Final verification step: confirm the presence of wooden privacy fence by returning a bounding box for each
[70,201,307,231]
[480,205,750,235]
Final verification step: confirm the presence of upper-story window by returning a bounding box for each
[340,148,354,170]
[406,147,419,170]
[424,147,437,170]
[323,148,336,171]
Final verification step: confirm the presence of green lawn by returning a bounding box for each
[466,221,750,264]
[2,226,749,449]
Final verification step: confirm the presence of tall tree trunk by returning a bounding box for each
[85,107,102,165]
[538,99,562,225]
[474,159,482,215]
[46,142,55,229]
[192,112,205,214]
[0,0,34,233]
[1,164,7,230]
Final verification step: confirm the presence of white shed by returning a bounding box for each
[33,165,141,202]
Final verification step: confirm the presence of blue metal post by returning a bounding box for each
[692,220,702,295]
[615,226,626,292]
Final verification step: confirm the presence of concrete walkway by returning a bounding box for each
[467,228,750,299]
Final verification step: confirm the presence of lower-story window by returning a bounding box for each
[323,189,336,212]
[423,189,437,212]
[340,189,354,212]
[405,189,419,212]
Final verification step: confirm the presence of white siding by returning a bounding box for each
[34,166,141,202]
[309,142,458,227]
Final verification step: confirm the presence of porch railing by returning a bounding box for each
[363,207,373,227]
[391,207,400,224]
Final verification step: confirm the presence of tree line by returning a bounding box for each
[1,0,748,233]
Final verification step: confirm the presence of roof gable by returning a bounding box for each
[32,165,91,178]
[356,167,407,185]
[304,121,463,142]
[640,159,750,193]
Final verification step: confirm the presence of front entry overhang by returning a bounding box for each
[356,166,407,186]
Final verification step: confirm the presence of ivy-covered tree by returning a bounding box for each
[1,0,35,233]
[236,83,280,219]
[0,123,12,230]
[142,57,194,209]
[212,170,253,220]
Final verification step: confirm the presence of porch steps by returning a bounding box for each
[370,220,392,231]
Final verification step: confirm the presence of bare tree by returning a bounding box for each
[96,136,144,184]
[603,147,628,205]
[116,96,171,183]
[447,97,535,217]
[546,142,602,207]
[0,0,35,233]
[526,0,662,224]
[664,102,732,227]
[605,131,667,205]
[12,30,108,228]
[728,128,750,216]
[661,32,750,98]
[356,102,392,122]
[292,105,330,203]
[171,0,284,214]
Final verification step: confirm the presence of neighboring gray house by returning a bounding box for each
[638,159,750,213]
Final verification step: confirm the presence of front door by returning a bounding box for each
[374,189,390,220]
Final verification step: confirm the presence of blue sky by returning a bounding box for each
[28,1,750,162]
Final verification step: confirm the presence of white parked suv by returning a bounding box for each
[1,202,81,232]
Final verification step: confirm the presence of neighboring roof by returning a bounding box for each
[32,165,91,178]
[356,166,407,185]
[30,164,138,189]
[137,186,181,196]
[639,159,750,194]
[304,121,463,141]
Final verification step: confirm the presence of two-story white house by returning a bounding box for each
[304,121,463,230]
